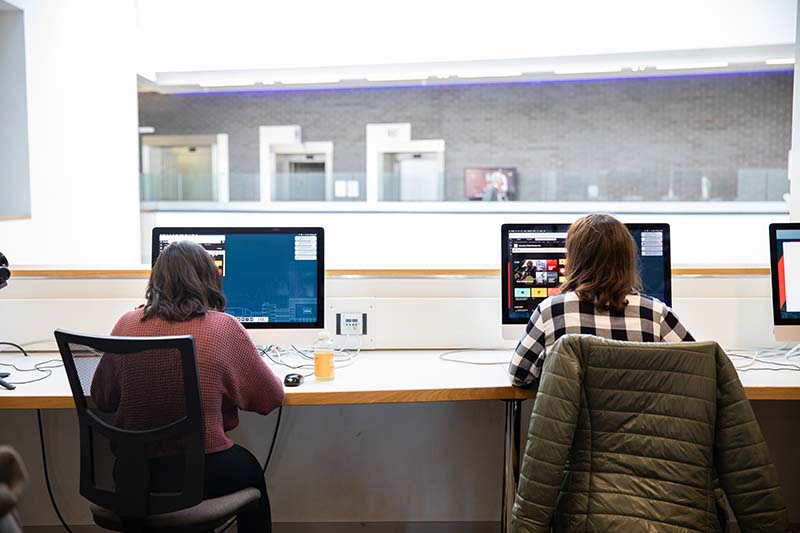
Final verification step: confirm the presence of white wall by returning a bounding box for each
[0,0,141,265]
[136,0,796,74]
[141,209,787,268]
[0,2,30,219]
[791,0,800,221]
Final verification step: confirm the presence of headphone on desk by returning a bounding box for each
[0,252,9,290]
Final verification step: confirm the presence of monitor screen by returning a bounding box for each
[464,167,517,201]
[502,223,672,325]
[769,223,800,325]
[152,227,324,329]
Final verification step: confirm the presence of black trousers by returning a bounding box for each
[203,445,271,533]
[149,444,271,533]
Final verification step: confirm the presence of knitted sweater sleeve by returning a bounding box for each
[220,319,285,415]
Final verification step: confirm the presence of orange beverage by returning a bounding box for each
[313,332,335,380]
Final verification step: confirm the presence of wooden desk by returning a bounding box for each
[0,350,535,409]
[1,349,798,409]
[0,349,530,531]
[2,349,799,532]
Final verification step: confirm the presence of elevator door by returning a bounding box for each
[288,161,326,201]
[147,146,215,201]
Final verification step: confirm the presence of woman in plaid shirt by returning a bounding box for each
[509,214,694,387]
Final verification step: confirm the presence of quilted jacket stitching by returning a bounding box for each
[510,336,788,533]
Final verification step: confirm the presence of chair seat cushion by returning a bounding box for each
[90,488,260,532]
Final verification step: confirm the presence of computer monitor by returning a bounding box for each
[152,227,324,345]
[768,223,800,341]
[501,222,672,340]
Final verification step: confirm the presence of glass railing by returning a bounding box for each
[140,166,788,204]
[140,173,219,202]
[272,171,366,202]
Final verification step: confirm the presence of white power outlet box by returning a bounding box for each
[337,312,367,336]
[327,298,376,348]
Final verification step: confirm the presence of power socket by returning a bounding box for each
[336,312,367,336]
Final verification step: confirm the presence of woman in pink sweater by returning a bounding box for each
[91,241,284,533]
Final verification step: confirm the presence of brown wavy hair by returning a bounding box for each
[142,241,226,322]
[561,214,641,311]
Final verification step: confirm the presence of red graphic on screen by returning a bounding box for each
[507,262,512,309]
[779,255,786,309]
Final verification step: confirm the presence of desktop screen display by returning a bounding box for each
[152,227,324,329]
[769,224,800,324]
[464,168,518,201]
[502,223,672,324]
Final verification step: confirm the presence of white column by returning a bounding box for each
[258,125,302,203]
[365,123,412,204]
[215,133,230,202]
[790,0,800,221]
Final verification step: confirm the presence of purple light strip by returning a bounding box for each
[168,68,793,96]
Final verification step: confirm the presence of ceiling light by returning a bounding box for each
[366,73,431,82]
[554,67,623,75]
[654,62,729,71]
[199,80,255,88]
[456,71,524,79]
[278,76,342,85]
[765,58,795,65]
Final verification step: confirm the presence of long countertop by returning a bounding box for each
[1,349,799,409]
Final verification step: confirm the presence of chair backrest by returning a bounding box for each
[54,329,205,519]
[570,335,718,467]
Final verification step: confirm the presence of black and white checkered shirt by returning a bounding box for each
[509,291,694,387]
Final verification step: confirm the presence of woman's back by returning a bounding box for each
[91,309,284,454]
[509,291,694,387]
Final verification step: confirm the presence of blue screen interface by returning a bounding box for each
[157,232,319,325]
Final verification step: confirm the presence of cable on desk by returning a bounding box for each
[0,339,57,353]
[439,349,509,366]
[263,406,283,475]
[0,341,28,355]
[37,409,73,533]
[290,339,362,362]
[262,339,362,372]
[728,349,800,372]
[259,347,314,372]
[0,340,63,385]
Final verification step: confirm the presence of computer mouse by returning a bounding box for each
[284,373,304,387]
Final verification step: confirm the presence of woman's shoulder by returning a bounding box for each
[112,307,146,333]
[204,310,249,333]
[541,290,579,308]
[201,312,258,355]
[534,291,577,318]
[628,293,669,314]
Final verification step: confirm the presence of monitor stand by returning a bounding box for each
[248,329,323,349]
[502,324,526,342]
[774,326,800,342]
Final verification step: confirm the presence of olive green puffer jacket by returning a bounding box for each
[511,335,788,533]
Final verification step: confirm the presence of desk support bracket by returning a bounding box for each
[500,399,522,533]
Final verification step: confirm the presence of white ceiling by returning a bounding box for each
[135,0,797,92]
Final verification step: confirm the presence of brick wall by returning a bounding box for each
[138,71,792,202]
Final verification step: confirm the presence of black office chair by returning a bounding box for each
[55,329,260,533]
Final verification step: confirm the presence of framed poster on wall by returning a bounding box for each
[465,167,517,201]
